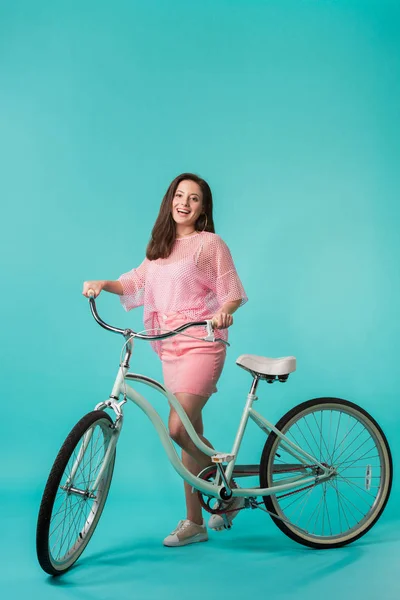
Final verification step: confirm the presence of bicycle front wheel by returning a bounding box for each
[260,398,392,548]
[36,411,116,575]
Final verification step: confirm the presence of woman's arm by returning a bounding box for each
[102,280,123,295]
[82,279,123,298]
[212,299,242,329]
[204,236,247,329]
[117,258,148,310]
[83,257,147,306]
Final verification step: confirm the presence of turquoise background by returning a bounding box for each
[1,0,399,598]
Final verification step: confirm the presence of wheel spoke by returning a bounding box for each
[333,427,370,466]
[331,478,351,532]
[330,411,343,462]
[336,473,376,505]
[279,486,315,513]
[263,401,391,546]
[312,492,325,534]
[331,417,359,463]
[295,486,315,525]
[53,495,74,558]
[330,483,363,521]
[300,417,323,461]
[337,446,377,474]
[311,411,331,463]
[40,416,115,570]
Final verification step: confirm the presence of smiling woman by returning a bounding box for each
[146,173,215,259]
[82,172,248,546]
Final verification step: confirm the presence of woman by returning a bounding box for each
[82,173,248,547]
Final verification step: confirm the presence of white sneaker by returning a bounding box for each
[163,518,208,547]
[208,481,245,531]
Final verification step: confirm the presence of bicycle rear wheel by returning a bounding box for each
[260,398,392,548]
[36,411,116,575]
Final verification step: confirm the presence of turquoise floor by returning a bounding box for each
[2,487,399,600]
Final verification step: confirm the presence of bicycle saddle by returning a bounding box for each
[236,354,296,381]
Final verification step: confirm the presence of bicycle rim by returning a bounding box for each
[261,398,392,547]
[39,412,115,573]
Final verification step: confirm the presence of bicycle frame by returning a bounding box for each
[36,294,393,576]
[73,296,334,502]
[79,360,333,501]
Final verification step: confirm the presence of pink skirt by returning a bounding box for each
[159,312,227,398]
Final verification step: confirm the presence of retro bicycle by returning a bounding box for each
[36,293,392,575]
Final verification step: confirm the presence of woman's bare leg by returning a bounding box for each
[169,392,214,525]
[182,414,214,525]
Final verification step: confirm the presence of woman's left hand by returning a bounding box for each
[211,312,233,329]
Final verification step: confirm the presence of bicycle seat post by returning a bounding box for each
[249,374,261,400]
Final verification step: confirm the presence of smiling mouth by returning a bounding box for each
[176,209,191,215]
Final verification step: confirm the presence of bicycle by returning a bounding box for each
[36,292,393,575]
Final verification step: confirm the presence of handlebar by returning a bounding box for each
[86,290,230,346]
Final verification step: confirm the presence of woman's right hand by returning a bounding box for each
[82,280,105,298]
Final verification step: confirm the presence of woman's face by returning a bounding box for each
[171,179,203,228]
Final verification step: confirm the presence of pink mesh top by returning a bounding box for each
[118,231,248,355]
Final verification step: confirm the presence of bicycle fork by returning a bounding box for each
[63,398,125,497]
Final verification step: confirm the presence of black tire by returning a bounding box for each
[36,411,116,575]
[260,398,392,549]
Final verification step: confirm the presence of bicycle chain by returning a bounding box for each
[197,465,317,515]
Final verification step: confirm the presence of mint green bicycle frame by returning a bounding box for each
[86,356,333,503]
[78,296,334,506]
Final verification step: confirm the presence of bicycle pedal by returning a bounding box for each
[211,453,235,464]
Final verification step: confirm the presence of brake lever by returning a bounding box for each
[204,320,230,347]
[204,320,215,341]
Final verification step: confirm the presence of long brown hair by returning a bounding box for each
[146,173,215,260]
